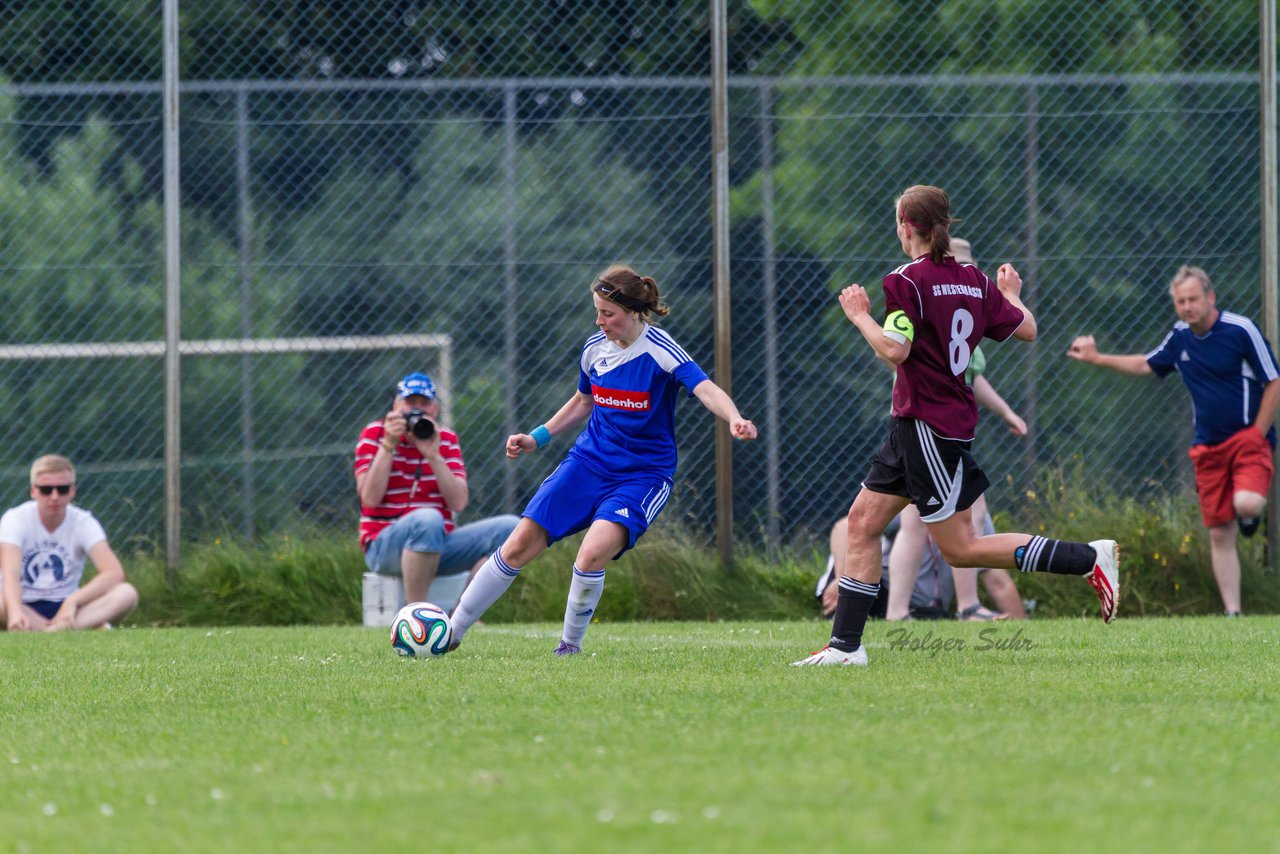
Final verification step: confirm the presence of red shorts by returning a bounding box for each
[1187,427,1276,528]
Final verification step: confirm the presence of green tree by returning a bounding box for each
[729,0,1262,518]
[275,118,682,517]
[0,92,318,538]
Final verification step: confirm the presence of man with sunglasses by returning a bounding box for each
[0,455,138,631]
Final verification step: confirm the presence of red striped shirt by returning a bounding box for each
[354,421,467,550]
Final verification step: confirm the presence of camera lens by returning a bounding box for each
[405,409,435,440]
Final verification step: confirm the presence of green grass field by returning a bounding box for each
[2,617,1277,853]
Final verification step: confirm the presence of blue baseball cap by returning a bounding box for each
[396,372,437,400]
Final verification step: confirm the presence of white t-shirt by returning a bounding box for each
[0,502,108,603]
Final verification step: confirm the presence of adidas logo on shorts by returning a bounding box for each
[926,496,940,506]
[614,508,630,518]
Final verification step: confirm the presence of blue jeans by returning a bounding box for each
[364,509,519,577]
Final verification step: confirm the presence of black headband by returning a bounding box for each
[593,280,649,314]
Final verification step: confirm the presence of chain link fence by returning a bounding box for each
[0,2,1268,556]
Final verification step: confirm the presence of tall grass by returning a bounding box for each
[125,525,818,627]
[1000,465,1280,617]
[119,469,1280,626]
[128,531,362,626]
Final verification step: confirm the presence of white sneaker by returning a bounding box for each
[1086,539,1120,624]
[790,645,868,666]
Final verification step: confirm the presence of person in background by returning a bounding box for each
[818,509,1025,621]
[0,455,138,631]
[355,372,519,611]
[1068,265,1280,616]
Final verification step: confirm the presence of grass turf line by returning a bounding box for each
[0,617,1276,852]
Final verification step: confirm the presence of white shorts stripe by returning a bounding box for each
[915,420,950,494]
[643,481,671,522]
[919,457,964,523]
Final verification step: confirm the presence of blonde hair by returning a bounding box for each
[1169,265,1213,295]
[30,454,76,486]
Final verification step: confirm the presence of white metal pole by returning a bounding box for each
[711,0,733,566]
[163,0,182,575]
[758,82,781,549]
[503,84,519,513]
[1261,0,1278,567]
[236,86,255,540]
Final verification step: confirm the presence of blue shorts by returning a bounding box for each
[522,455,672,558]
[27,599,63,620]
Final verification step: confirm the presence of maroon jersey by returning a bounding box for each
[883,255,1026,440]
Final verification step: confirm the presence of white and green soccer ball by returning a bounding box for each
[390,602,453,658]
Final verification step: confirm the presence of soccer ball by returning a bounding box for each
[390,602,453,658]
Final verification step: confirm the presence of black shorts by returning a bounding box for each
[862,417,989,522]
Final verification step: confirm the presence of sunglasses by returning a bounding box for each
[36,484,73,495]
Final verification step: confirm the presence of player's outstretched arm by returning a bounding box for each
[507,391,594,458]
[692,380,758,440]
[1066,335,1153,376]
[972,375,1027,436]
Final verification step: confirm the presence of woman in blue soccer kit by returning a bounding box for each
[449,264,757,654]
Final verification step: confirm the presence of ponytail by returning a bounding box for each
[929,222,951,265]
[639,276,670,317]
[897,184,955,264]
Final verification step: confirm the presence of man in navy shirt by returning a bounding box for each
[1069,265,1280,616]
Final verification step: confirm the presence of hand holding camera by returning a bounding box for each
[403,409,436,441]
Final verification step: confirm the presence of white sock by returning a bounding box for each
[561,566,606,647]
[451,550,521,640]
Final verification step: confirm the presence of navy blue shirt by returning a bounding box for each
[1146,310,1280,446]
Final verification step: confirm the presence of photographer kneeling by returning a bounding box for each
[354,372,518,610]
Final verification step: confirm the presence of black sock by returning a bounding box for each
[830,577,881,652]
[1014,536,1096,575]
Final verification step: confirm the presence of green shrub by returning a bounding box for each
[484,525,817,623]
[128,530,364,626]
[998,466,1280,618]
[124,523,819,627]
[120,471,1280,627]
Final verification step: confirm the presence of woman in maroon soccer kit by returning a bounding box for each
[793,185,1120,666]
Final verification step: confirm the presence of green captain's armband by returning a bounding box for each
[883,310,914,344]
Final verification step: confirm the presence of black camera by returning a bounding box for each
[404,409,436,440]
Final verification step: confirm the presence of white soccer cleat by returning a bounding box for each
[790,645,868,666]
[1086,539,1120,624]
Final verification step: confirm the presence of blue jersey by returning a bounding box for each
[1146,310,1280,446]
[569,324,709,477]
